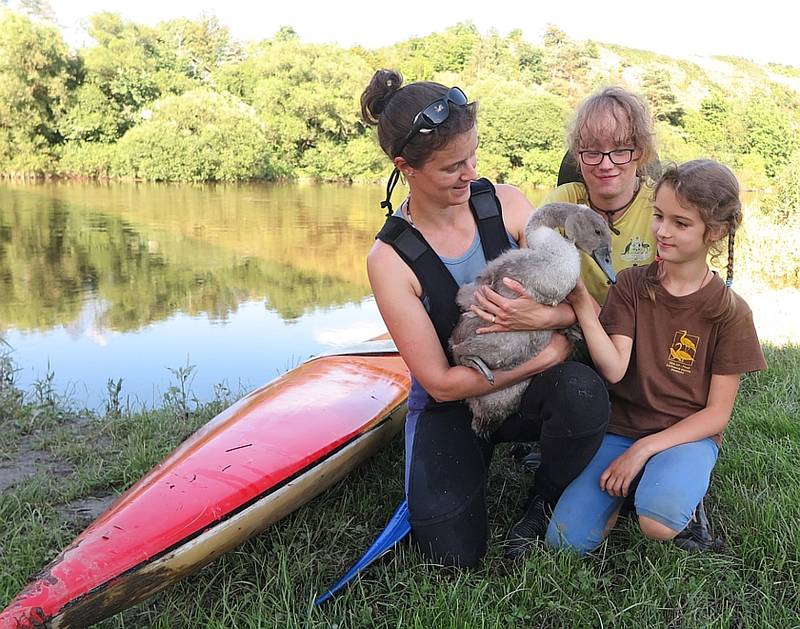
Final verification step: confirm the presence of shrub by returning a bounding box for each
[470,78,569,186]
[760,149,800,224]
[57,141,116,178]
[113,89,273,182]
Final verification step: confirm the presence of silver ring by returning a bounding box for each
[491,315,496,324]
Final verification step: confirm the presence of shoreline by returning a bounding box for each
[734,281,800,346]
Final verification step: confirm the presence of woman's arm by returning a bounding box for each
[368,242,571,403]
[600,373,741,497]
[567,279,632,383]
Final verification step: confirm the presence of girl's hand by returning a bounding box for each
[566,278,600,320]
[470,278,558,333]
[599,443,651,497]
[566,277,590,307]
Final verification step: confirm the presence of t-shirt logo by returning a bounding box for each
[620,236,651,263]
[667,329,700,375]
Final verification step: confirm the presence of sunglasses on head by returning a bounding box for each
[380,87,469,214]
[392,87,469,159]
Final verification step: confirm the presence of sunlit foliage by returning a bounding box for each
[1,8,800,225]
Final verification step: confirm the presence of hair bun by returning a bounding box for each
[361,69,403,125]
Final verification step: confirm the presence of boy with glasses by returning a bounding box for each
[544,86,659,306]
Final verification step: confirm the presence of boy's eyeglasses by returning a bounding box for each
[392,87,468,158]
[380,87,469,214]
[579,149,635,166]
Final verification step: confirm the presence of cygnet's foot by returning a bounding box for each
[464,356,495,384]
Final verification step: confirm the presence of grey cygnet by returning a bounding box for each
[449,202,617,439]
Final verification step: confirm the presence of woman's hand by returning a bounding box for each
[545,331,573,365]
[470,278,563,333]
[599,442,651,497]
[515,330,573,375]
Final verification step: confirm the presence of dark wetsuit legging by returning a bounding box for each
[407,361,609,567]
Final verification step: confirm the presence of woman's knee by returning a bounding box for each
[638,515,680,540]
[539,361,609,435]
[559,361,608,408]
[411,491,489,567]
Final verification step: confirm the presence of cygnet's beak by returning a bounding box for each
[591,246,617,284]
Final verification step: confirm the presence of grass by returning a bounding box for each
[1,346,799,627]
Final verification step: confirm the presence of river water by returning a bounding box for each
[0,180,549,408]
[2,181,795,409]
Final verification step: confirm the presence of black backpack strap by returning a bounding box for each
[376,216,461,361]
[469,178,511,260]
[374,181,510,366]
[557,151,584,186]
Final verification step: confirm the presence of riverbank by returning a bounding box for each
[1,344,798,626]
[737,282,800,346]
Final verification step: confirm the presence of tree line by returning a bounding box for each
[1,9,799,220]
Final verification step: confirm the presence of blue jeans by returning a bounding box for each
[545,433,719,555]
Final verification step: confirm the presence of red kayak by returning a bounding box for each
[0,339,409,628]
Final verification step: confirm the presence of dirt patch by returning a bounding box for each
[0,441,73,493]
[57,494,117,528]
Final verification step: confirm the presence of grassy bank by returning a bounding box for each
[1,345,799,627]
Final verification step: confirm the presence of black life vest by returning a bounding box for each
[375,178,511,363]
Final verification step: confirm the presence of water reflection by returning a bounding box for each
[0,181,388,330]
[0,181,547,406]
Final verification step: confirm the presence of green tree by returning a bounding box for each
[762,149,800,223]
[401,22,482,78]
[216,37,374,180]
[471,78,569,186]
[541,25,597,99]
[112,89,273,181]
[462,29,518,81]
[155,16,239,82]
[0,10,74,173]
[641,66,683,126]
[740,93,796,177]
[511,37,546,85]
[61,82,122,143]
[77,13,170,139]
[682,92,743,157]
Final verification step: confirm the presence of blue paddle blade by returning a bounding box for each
[314,500,411,605]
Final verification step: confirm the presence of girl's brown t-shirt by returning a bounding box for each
[599,264,767,442]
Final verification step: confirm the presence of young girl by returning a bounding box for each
[546,159,767,554]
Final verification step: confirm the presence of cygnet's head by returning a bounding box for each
[563,206,616,284]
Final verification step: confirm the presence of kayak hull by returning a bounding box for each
[1,347,409,628]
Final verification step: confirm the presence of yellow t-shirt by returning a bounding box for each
[543,182,656,304]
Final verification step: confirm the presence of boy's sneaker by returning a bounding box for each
[673,498,725,552]
[505,494,550,559]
